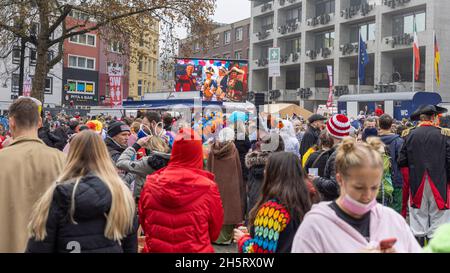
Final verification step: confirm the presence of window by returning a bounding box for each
[286,37,301,54]
[235,51,242,59]
[316,0,335,17]
[315,31,335,50]
[286,7,301,24]
[109,41,123,53]
[29,48,37,66]
[11,74,19,93]
[286,69,300,89]
[30,23,39,36]
[315,66,332,87]
[194,42,200,51]
[139,35,144,47]
[149,60,152,75]
[138,56,143,72]
[213,34,220,47]
[261,15,274,31]
[66,80,95,94]
[47,50,54,62]
[12,46,20,64]
[224,31,231,44]
[69,10,90,21]
[68,55,95,70]
[44,78,53,94]
[350,22,375,43]
[107,62,123,72]
[235,27,243,41]
[393,11,426,36]
[138,80,143,96]
[69,33,96,46]
[223,53,231,59]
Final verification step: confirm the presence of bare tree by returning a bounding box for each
[0,0,216,104]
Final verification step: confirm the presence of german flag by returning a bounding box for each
[435,34,441,88]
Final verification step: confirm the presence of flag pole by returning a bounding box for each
[412,17,416,92]
[358,28,361,94]
[432,30,435,93]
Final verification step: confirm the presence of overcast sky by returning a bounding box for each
[175,0,251,39]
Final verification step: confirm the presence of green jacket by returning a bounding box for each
[423,224,450,253]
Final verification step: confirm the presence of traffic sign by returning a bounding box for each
[268,47,280,77]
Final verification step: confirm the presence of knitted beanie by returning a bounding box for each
[327,114,351,139]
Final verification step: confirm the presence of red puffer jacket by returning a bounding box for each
[138,128,224,253]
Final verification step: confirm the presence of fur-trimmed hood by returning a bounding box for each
[245,150,271,169]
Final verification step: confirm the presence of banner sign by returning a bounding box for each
[108,66,123,107]
[326,65,333,108]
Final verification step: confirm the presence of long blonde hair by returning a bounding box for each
[28,130,135,242]
[142,136,170,153]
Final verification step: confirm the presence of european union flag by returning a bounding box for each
[359,34,369,85]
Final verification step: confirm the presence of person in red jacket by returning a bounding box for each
[138,128,224,253]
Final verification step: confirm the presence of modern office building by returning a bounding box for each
[249,0,450,112]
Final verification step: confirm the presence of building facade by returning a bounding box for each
[62,13,100,108]
[128,21,160,100]
[0,23,63,112]
[181,18,251,60]
[250,0,450,112]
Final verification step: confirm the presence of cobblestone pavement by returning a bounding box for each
[213,243,238,253]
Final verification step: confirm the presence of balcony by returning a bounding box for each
[253,58,269,70]
[277,19,300,36]
[279,0,298,8]
[305,13,335,30]
[339,40,376,57]
[252,1,274,17]
[254,25,274,42]
[381,30,430,52]
[280,52,301,65]
[340,3,375,21]
[305,47,334,62]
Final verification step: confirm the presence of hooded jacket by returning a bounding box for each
[300,125,320,158]
[245,150,270,214]
[26,174,137,253]
[207,141,244,225]
[291,202,421,253]
[138,129,224,253]
[379,133,404,188]
[116,145,170,199]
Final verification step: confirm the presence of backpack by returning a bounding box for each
[378,152,394,205]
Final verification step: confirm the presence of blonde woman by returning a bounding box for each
[26,130,137,253]
[116,132,171,201]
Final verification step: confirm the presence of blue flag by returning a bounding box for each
[359,34,369,85]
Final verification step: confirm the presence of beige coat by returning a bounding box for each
[0,136,65,253]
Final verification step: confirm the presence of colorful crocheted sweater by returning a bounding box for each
[238,199,291,253]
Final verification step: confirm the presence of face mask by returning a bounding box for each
[137,124,151,139]
[341,194,377,216]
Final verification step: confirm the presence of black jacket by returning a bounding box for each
[300,126,320,158]
[38,127,62,148]
[313,147,339,201]
[52,127,69,151]
[304,148,334,178]
[26,174,138,253]
[398,125,450,209]
[245,150,270,214]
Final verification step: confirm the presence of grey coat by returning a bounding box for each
[116,146,171,199]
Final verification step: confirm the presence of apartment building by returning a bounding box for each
[250,0,450,111]
[181,18,251,61]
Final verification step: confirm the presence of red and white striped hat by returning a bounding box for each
[327,114,351,139]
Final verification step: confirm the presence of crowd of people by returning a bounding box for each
[0,96,450,253]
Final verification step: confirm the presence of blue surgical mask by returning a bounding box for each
[137,124,151,139]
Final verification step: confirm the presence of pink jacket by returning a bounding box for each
[292,202,421,253]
